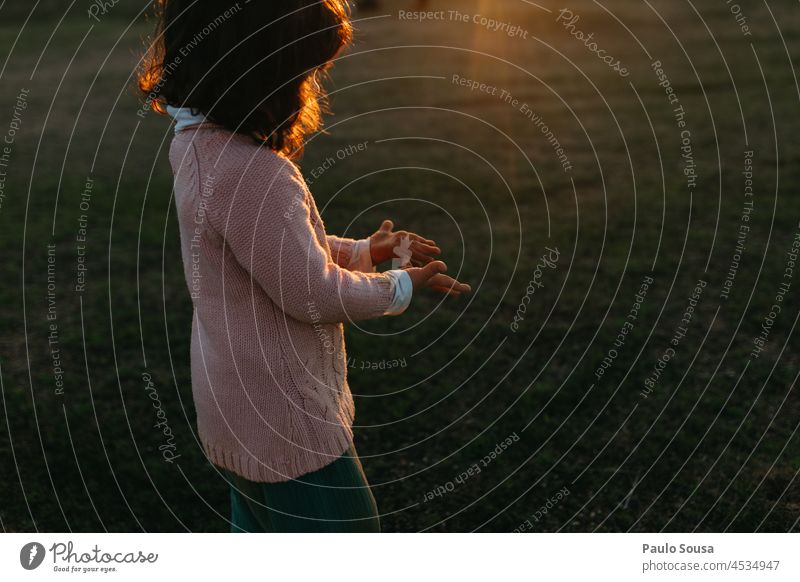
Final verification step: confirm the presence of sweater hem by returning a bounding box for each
[201,425,354,483]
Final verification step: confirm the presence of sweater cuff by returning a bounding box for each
[349,238,376,273]
[384,270,413,316]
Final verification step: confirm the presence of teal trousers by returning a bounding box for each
[224,444,381,533]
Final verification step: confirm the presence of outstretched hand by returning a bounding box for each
[369,220,441,267]
[405,261,472,297]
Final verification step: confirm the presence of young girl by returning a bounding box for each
[139,0,470,532]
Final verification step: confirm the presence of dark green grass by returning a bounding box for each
[0,0,798,532]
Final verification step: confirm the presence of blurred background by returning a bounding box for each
[0,0,798,532]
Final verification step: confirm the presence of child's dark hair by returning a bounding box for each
[138,0,353,158]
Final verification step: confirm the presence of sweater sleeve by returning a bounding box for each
[327,236,375,272]
[326,235,356,268]
[209,155,395,324]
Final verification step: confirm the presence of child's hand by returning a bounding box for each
[405,262,472,296]
[369,220,441,267]
[426,273,472,296]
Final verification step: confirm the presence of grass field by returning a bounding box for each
[0,0,798,532]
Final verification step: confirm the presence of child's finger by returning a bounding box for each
[412,241,441,255]
[429,277,471,295]
[431,286,461,296]
[410,233,437,247]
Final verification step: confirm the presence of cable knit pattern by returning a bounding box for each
[168,125,394,482]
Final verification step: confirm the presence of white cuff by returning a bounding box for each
[349,238,376,273]
[384,270,413,316]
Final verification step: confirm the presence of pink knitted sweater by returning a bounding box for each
[169,124,395,482]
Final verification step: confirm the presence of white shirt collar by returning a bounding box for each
[166,105,208,132]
